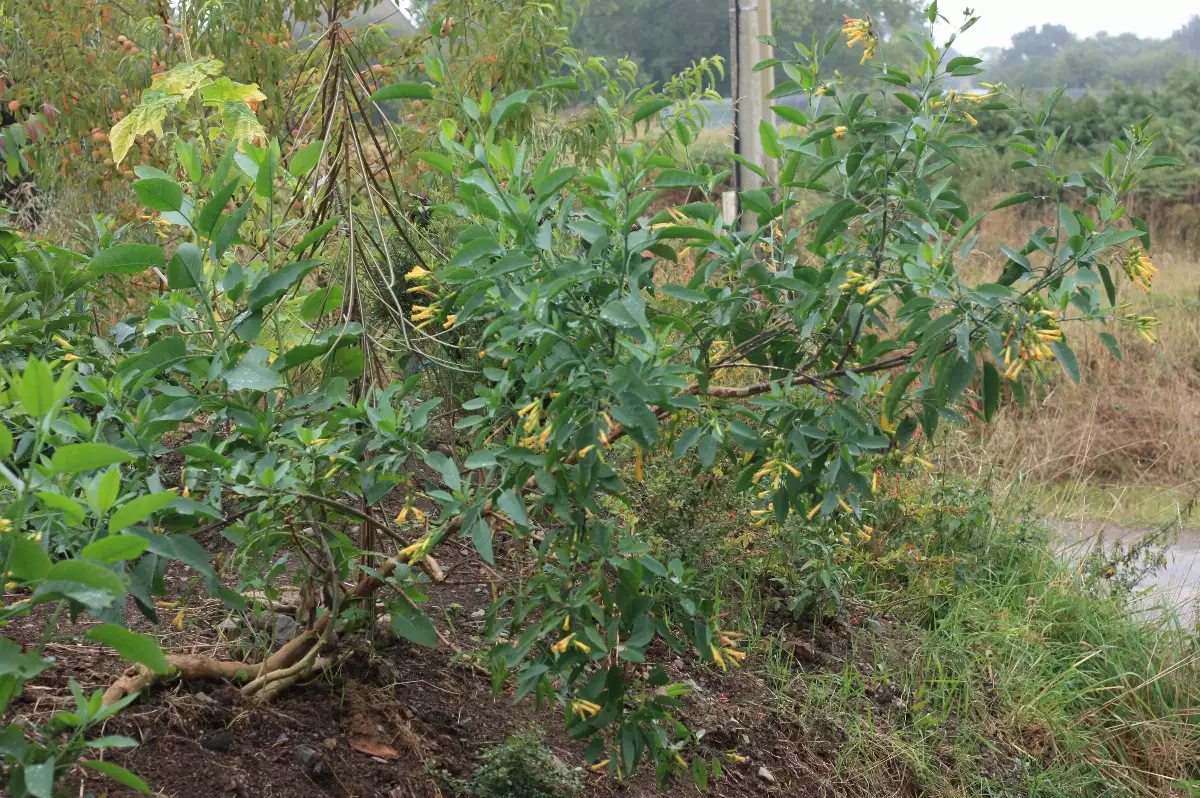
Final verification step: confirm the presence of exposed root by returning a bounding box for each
[102,654,264,706]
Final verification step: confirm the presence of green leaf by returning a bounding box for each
[19,358,55,417]
[991,192,1035,211]
[289,139,324,177]
[490,89,534,124]
[36,491,85,525]
[654,169,705,189]
[80,761,151,794]
[472,518,494,564]
[133,178,183,212]
[6,538,51,581]
[86,625,168,674]
[82,534,149,563]
[36,559,126,605]
[199,76,265,106]
[88,244,166,275]
[1050,341,1079,383]
[196,179,240,240]
[0,423,11,459]
[1098,331,1122,360]
[300,285,343,321]
[1144,156,1182,170]
[811,199,867,251]
[771,105,808,126]
[759,120,781,159]
[247,259,321,311]
[532,167,577,198]
[291,217,342,256]
[86,735,140,749]
[982,361,1000,421]
[415,151,453,173]
[655,225,716,242]
[659,284,707,303]
[108,492,177,534]
[224,350,282,392]
[167,242,203,290]
[422,451,461,493]
[497,489,529,529]
[50,443,134,474]
[631,98,672,125]
[885,370,918,423]
[390,600,437,647]
[370,82,433,102]
[24,760,54,798]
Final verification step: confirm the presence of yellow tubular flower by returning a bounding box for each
[404,266,430,280]
[571,699,602,719]
[711,645,727,671]
[807,505,821,521]
[576,445,595,458]
[53,336,71,348]
[838,496,852,514]
[552,634,575,655]
[590,760,610,772]
[442,315,457,328]
[395,506,410,525]
[834,125,848,139]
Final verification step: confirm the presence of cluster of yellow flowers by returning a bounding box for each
[1126,312,1161,344]
[405,265,456,330]
[710,629,746,671]
[1120,247,1157,292]
[516,399,555,451]
[841,15,877,64]
[1001,308,1063,380]
[838,269,886,306]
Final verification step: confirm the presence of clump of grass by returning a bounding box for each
[764,480,1200,797]
[466,728,581,798]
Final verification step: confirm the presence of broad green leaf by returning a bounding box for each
[991,192,1035,210]
[50,443,134,474]
[289,139,324,177]
[370,82,433,102]
[490,90,534,124]
[24,760,54,798]
[80,761,151,794]
[108,492,176,534]
[19,357,54,417]
[247,259,321,311]
[133,178,184,212]
[35,559,126,605]
[472,518,494,564]
[300,285,343,321]
[224,352,282,393]
[0,423,11,459]
[166,242,203,290]
[36,491,86,525]
[654,169,706,189]
[497,489,529,529]
[196,179,240,240]
[982,361,1000,421]
[82,534,149,563]
[86,625,168,674]
[1050,341,1079,383]
[390,600,436,647]
[631,98,672,125]
[5,538,51,581]
[88,244,166,275]
[291,217,342,256]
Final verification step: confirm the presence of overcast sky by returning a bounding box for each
[948,0,1196,54]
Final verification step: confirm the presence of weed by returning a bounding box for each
[465,728,581,798]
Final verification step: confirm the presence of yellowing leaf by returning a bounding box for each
[151,58,225,100]
[222,100,267,148]
[110,92,176,165]
[201,77,267,111]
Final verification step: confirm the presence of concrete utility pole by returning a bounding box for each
[727,0,775,230]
